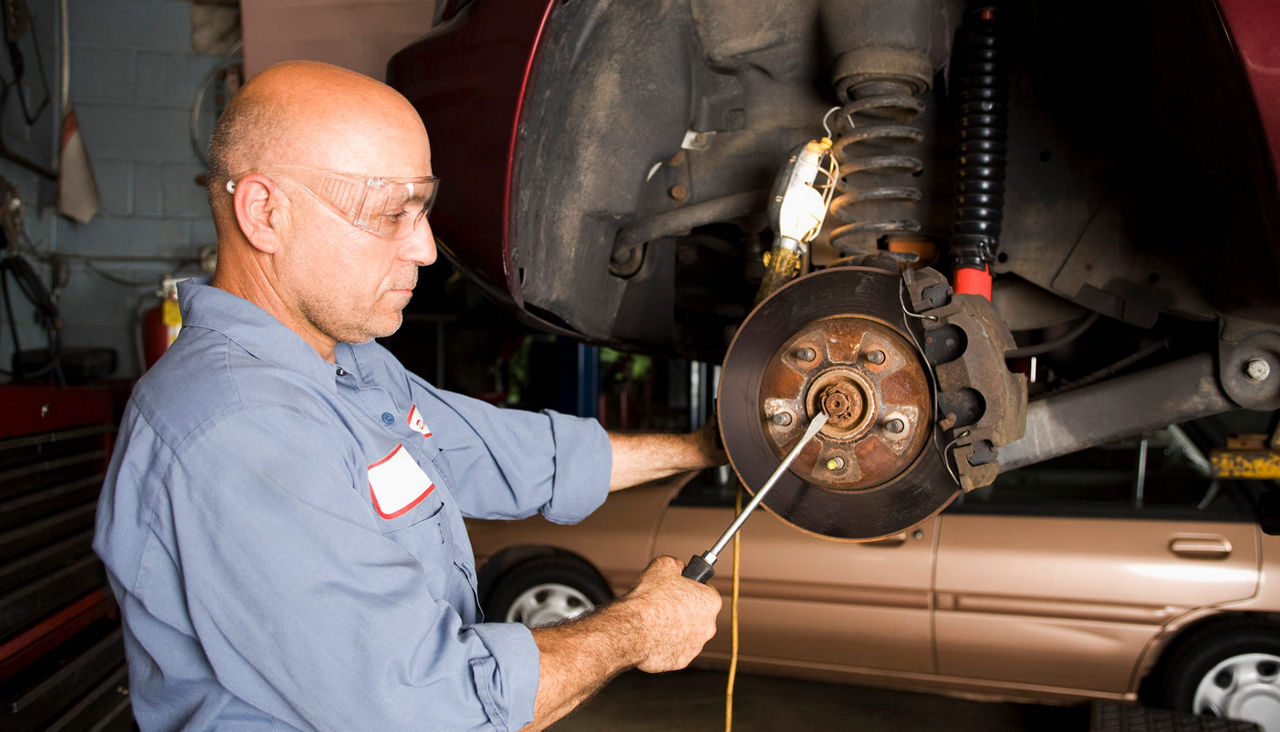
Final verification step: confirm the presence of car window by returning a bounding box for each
[954,417,1260,521]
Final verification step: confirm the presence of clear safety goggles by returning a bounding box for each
[227,165,439,239]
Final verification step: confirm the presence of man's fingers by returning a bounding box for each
[623,555,723,673]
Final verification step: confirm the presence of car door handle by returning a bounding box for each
[866,531,909,547]
[1169,536,1232,558]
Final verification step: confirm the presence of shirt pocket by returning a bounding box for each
[367,446,457,594]
[377,492,456,600]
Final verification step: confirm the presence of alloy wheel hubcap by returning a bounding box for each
[504,583,595,628]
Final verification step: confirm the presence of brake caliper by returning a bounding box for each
[904,266,1027,492]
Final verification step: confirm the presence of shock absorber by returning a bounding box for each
[949,3,1007,300]
[819,0,937,258]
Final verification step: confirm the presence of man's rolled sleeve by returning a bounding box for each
[469,621,541,730]
[538,409,612,524]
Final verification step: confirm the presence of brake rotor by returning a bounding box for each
[718,266,958,541]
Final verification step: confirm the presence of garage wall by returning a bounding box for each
[0,0,448,384]
[0,0,233,382]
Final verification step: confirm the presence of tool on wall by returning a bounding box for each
[56,0,98,223]
[0,176,60,382]
[0,0,54,179]
[3,0,49,126]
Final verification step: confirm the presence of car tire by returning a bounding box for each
[485,556,612,629]
[1160,621,1280,731]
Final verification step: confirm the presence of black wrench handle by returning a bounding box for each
[682,552,716,583]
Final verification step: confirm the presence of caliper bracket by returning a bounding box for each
[904,267,1027,492]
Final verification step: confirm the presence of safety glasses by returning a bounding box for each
[227,165,439,239]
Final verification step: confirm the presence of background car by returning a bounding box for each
[466,412,1280,730]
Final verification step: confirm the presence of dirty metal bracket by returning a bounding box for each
[903,267,1027,492]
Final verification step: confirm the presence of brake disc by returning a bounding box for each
[718,266,957,541]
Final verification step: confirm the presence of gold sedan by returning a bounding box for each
[467,420,1280,731]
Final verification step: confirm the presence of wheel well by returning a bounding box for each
[475,545,613,609]
[1138,612,1280,704]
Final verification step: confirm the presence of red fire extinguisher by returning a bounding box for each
[142,278,182,370]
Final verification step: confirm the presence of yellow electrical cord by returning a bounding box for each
[725,484,743,731]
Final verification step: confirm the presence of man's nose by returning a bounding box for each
[401,219,437,266]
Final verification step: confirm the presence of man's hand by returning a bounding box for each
[525,556,721,729]
[692,418,727,467]
[617,555,723,672]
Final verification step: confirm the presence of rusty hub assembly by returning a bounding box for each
[718,266,957,541]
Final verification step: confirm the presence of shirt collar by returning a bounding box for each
[177,278,344,392]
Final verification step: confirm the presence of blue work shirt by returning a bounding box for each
[93,279,612,730]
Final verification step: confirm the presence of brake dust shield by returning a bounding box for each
[717,267,958,541]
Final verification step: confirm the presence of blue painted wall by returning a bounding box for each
[1,0,231,382]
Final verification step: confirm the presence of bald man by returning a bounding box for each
[94,61,722,731]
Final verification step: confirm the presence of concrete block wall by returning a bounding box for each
[1,0,232,382]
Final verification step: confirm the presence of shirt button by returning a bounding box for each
[336,368,347,377]
[381,412,395,425]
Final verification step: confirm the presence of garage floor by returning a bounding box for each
[551,669,1091,731]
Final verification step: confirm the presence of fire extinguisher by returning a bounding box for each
[142,278,183,370]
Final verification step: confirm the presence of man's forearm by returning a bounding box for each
[524,603,641,730]
[522,556,720,730]
[608,424,725,491]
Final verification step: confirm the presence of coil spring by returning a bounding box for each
[827,86,927,255]
[950,5,1007,270]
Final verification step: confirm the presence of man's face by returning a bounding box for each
[275,124,437,347]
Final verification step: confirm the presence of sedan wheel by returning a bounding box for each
[1160,623,1280,732]
[484,556,613,629]
[504,583,595,627]
[1193,653,1280,731]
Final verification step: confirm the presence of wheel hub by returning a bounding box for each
[761,314,931,491]
[808,368,873,438]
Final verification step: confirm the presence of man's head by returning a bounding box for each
[207,61,437,360]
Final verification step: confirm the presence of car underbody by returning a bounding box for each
[389,0,1280,539]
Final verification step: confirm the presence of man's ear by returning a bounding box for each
[231,174,286,254]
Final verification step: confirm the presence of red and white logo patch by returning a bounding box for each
[406,404,431,438]
[367,444,435,519]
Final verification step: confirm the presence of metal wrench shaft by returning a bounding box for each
[682,411,829,583]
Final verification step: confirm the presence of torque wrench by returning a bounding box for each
[681,411,829,583]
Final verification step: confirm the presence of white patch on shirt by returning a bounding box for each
[367,444,435,519]
[406,404,432,438]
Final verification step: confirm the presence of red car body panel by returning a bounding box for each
[387,0,557,307]
[1220,0,1280,180]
